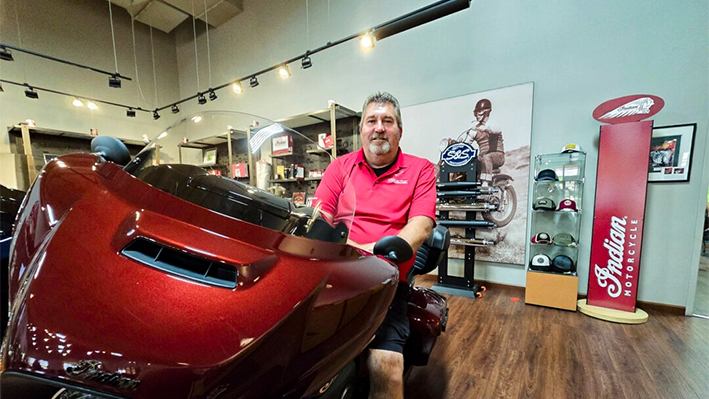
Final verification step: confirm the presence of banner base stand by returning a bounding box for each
[577,299,648,324]
[431,284,484,299]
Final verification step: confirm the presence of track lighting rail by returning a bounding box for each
[0,43,132,82]
[0,78,149,113]
[0,0,470,118]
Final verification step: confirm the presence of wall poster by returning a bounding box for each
[402,82,534,265]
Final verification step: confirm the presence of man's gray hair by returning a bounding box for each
[360,91,402,128]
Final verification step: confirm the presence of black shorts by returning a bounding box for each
[368,282,410,354]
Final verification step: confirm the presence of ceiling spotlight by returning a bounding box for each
[249,76,259,88]
[109,74,121,88]
[171,104,180,114]
[360,31,376,50]
[301,55,312,69]
[0,47,13,61]
[24,87,39,99]
[126,108,136,117]
[232,82,243,93]
[87,101,98,110]
[72,98,83,107]
[197,93,207,105]
[209,89,217,101]
[278,64,291,79]
[153,110,160,120]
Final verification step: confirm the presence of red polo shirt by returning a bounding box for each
[312,148,437,281]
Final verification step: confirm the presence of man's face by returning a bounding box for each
[360,102,402,157]
[475,110,488,123]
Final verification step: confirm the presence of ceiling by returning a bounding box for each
[109,0,243,33]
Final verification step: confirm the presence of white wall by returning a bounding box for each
[172,0,709,309]
[0,0,181,187]
[0,0,706,309]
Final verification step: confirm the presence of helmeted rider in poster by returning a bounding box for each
[456,99,505,186]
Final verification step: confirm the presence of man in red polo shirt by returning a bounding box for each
[313,92,436,399]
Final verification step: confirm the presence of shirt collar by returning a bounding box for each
[355,147,408,169]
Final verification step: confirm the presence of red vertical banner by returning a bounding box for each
[587,121,652,312]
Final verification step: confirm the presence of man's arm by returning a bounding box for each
[396,216,435,254]
[311,158,345,223]
[348,216,434,254]
[398,160,437,253]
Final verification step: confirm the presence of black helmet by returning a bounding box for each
[474,99,492,113]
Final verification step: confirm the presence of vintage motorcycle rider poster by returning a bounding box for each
[402,82,533,265]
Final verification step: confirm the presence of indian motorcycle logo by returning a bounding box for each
[65,359,140,390]
[593,215,640,298]
[600,97,654,119]
[592,94,664,124]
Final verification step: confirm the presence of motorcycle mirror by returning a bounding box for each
[91,136,131,166]
[373,236,413,264]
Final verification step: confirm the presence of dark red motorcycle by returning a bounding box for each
[0,112,448,399]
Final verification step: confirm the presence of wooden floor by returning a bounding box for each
[405,275,709,399]
[695,255,709,316]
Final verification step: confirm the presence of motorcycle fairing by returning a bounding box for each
[2,154,399,399]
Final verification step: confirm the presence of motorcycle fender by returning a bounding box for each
[404,287,447,366]
[492,173,514,186]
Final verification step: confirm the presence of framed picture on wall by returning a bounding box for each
[648,123,696,183]
[203,148,218,166]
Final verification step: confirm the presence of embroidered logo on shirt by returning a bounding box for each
[386,178,408,184]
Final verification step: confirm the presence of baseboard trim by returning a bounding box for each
[422,275,687,315]
[474,280,525,294]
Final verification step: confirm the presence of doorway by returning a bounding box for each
[693,198,709,317]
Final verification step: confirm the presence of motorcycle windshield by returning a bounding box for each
[123,111,355,244]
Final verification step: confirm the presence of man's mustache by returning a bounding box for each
[369,133,388,142]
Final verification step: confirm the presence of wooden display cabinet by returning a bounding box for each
[525,270,579,311]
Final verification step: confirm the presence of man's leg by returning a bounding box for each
[478,154,493,185]
[367,283,410,398]
[368,349,404,399]
[489,152,505,170]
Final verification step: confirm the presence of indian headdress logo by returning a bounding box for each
[592,94,664,124]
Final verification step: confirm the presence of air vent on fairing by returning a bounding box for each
[121,237,238,289]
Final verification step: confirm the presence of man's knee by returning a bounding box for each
[368,349,404,381]
[478,156,492,173]
[367,329,405,398]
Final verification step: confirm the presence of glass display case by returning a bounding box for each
[525,151,586,311]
